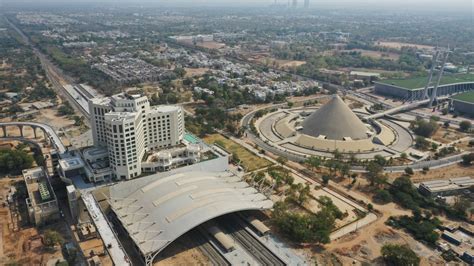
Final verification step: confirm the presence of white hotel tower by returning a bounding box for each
[89,93,184,179]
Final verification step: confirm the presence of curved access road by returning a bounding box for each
[241,106,468,173]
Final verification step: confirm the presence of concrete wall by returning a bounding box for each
[374,82,474,100]
[453,100,474,117]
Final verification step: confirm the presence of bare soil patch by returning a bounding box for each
[375,41,435,50]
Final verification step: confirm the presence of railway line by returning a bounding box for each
[6,17,92,121]
[190,229,230,266]
[218,215,286,266]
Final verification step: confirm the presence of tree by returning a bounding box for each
[452,196,470,219]
[381,244,420,266]
[305,156,322,171]
[461,153,474,165]
[57,102,75,116]
[366,161,386,187]
[276,156,288,165]
[459,120,472,132]
[272,201,335,244]
[0,149,34,174]
[367,203,373,211]
[410,118,438,137]
[322,175,330,186]
[404,167,414,176]
[415,136,430,150]
[373,189,393,204]
[43,230,64,248]
[443,121,450,128]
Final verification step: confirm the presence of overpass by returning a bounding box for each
[0,122,66,154]
[365,96,449,120]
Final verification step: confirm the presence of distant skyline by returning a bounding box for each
[1,0,473,13]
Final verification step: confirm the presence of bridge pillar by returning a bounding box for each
[1,126,6,137]
[32,126,38,139]
[42,129,49,145]
[18,125,24,137]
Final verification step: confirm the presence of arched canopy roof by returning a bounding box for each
[108,171,273,258]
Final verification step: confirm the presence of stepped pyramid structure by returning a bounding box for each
[302,95,369,140]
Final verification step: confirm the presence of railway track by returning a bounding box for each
[190,229,230,266]
[6,17,91,121]
[218,215,285,266]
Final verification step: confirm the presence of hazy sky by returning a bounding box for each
[1,0,473,11]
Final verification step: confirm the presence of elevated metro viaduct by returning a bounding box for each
[105,170,273,265]
[0,122,67,154]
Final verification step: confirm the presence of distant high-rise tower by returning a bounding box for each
[304,0,310,8]
[292,0,298,8]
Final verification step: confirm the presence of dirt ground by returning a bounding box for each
[184,67,210,78]
[0,177,73,265]
[255,57,306,69]
[154,234,210,266]
[196,41,226,50]
[320,178,443,265]
[387,163,474,183]
[431,127,470,145]
[339,49,400,60]
[35,109,75,129]
[375,41,435,50]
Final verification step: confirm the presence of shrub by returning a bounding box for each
[373,189,393,204]
[459,120,472,132]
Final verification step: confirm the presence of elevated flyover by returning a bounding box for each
[0,122,66,154]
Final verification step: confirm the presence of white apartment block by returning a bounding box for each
[89,93,184,179]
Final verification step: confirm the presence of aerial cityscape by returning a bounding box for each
[0,0,473,265]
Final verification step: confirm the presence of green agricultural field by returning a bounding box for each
[379,73,474,90]
[203,134,273,172]
[451,91,474,103]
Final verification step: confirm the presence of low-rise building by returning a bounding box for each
[23,167,60,226]
[418,177,474,197]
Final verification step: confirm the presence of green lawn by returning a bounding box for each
[203,134,273,172]
[378,73,474,90]
[451,91,474,103]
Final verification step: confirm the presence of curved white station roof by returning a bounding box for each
[108,171,273,258]
[302,95,369,140]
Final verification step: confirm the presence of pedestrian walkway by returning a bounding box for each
[82,192,130,266]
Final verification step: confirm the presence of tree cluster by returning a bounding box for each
[0,149,34,174]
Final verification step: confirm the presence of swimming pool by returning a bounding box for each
[184,133,200,144]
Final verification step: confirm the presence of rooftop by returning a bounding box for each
[419,177,474,193]
[23,167,56,205]
[59,156,85,170]
[377,73,474,90]
[108,170,273,257]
